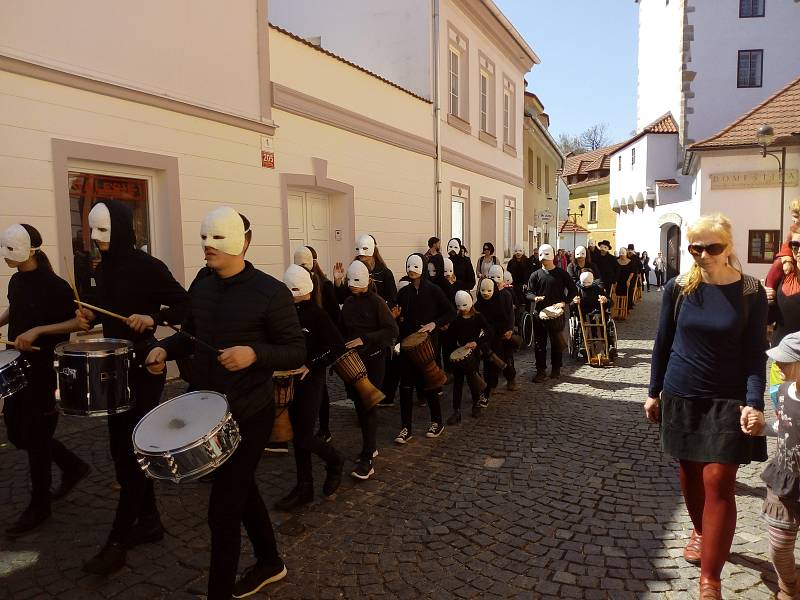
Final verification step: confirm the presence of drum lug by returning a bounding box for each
[165,453,179,475]
[136,455,150,472]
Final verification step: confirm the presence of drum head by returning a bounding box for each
[56,338,132,356]
[450,346,471,361]
[0,349,20,367]
[134,391,228,452]
[401,331,427,350]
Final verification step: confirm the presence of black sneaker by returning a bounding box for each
[394,428,412,444]
[323,458,344,497]
[5,505,51,538]
[506,378,518,392]
[125,515,164,549]
[274,484,313,512]
[351,459,375,480]
[315,430,332,443]
[265,442,289,454]
[471,403,481,418]
[531,371,548,383]
[51,462,91,501]
[549,368,561,379]
[378,397,395,407]
[426,423,444,438]
[83,540,127,576]
[446,410,462,426]
[478,394,489,409]
[232,561,288,598]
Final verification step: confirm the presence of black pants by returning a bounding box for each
[381,351,401,402]
[317,382,331,434]
[345,350,384,460]
[655,270,665,287]
[533,318,564,372]
[399,349,443,431]
[108,367,165,542]
[483,338,516,394]
[452,368,483,411]
[290,372,340,483]
[208,406,281,600]
[4,386,85,509]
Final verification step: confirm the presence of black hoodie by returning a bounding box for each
[87,200,189,356]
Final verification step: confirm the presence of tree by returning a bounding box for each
[557,123,612,155]
[557,132,587,155]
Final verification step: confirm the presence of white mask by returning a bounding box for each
[283,264,313,297]
[447,239,461,255]
[0,224,34,263]
[355,234,375,257]
[427,262,437,278]
[293,246,313,270]
[503,271,514,285]
[580,271,594,287]
[443,257,454,277]
[201,207,247,256]
[488,264,504,285]
[89,203,112,244]
[347,260,370,288]
[513,242,524,257]
[406,254,424,275]
[574,246,587,259]
[538,244,554,261]
[455,290,473,311]
[479,278,494,300]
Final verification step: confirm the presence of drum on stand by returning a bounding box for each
[55,338,133,416]
[133,390,240,483]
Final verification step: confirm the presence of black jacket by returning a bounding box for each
[475,288,515,337]
[592,251,620,291]
[527,267,579,311]
[566,261,599,285]
[506,257,532,289]
[396,278,456,340]
[160,262,306,423]
[450,312,493,354]
[296,300,345,375]
[450,254,476,293]
[335,263,397,308]
[318,276,341,323]
[339,291,399,356]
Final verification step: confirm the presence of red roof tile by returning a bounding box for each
[559,219,590,234]
[611,113,679,154]
[563,143,625,179]
[655,179,679,188]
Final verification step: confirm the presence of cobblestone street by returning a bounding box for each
[0,290,791,599]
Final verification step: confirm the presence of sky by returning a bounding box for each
[494,0,640,145]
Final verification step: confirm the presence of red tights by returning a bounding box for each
[678,460,738,581]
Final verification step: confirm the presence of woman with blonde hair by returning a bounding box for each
[645,213,768,599]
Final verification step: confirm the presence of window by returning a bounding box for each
[738,50,763,88]
[618,155,622,171]
[545,165,550,195]
[503,207,513,259]
[527,149,534,184]
[589,194,598,222]
[502,77,516,149]
[451,198,464,242]
[631,148,636,167]
[480,72,488,132]
[740,0,765,18]
[536,157,542,189]
[449,48,460,117]
[503,91,511,145]
[748,230,779,263]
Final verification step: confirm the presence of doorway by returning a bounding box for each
[666,224,681,280]
[288,189,331,275]
[480,199,496,251]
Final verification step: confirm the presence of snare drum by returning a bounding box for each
[55,338,133,416]
[400,331,447,390]
[0,349,30,400]
[133,390,240,483]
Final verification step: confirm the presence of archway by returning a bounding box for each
[666,224,681,280]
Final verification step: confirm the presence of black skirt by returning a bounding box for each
[660,390,767,464]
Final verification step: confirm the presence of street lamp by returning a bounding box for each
[757,123,787,235]
[566,203,585,250]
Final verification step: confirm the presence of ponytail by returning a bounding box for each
[19,224,53,273]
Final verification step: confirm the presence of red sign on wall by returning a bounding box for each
[261,150,275,169]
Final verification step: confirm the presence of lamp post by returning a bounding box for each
[566,203,585,251]
[756,123,787,236]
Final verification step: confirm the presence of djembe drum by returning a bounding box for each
[400,331,447,390]
[332,349,385,409]
[449,345,486,393]
[270,371,296,442]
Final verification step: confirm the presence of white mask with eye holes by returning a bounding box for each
[447,239,461,255]
[479,278,494,300]
[580,271,595,288]
[89,203,112,244]
[355,234,375,257]
[503,271,513,286]
[427,262,437,278]
[201,206,247,256]
[455,290,473,312]
[406,254,423,276]
[347,260,370,289]
[293,246,313,270]
[488,264,504,285]
[574,246,587,259]
[513,242,524,258]
[0,224,34,263]
[443,257,454,277]
[538,244,554,262]
[283,264,314,297]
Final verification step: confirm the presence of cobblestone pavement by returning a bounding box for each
[0,290,791,599]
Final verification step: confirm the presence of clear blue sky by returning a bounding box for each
[495,0,640,145]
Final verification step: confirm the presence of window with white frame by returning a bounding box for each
[451,184,469,242]
[631,147,636,167]
[503,207,513,259]
[502,77,516,148]
[536,157,542,189]
[588,193,598,222]
[527,149,535,184]
[480,72,488,132]
[447,25,469,124]
[618,155,622,171]
[449,48,460,117]
[478,53,496,136]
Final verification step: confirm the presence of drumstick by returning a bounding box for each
[162,323,220,354]
[63,256,82,311]
[73,299,128,323]
[1,340,41,351]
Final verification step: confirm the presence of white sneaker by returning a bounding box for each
[426,422,445,438]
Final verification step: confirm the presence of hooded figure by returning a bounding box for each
[475,278,516,395]
[447,238,476,294]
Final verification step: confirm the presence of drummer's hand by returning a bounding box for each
[75,307,95,331]
[465,341,477,350]
[439,323,450,331]
[14,327,40,351]
[534,296,545,302]
[345,338,364,349]
[599,296,608,305]
[333,262,345,284]
[293,365,310,380]
[127,314,154,333]
[391,305,402,319]
[218,346,257,372]
[419,322,436,334]
[572,296,580,305]
[145,347,167,375]
[446,274,456,284]
[557,302,566,309]
[503,330,512,340]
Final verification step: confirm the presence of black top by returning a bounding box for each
[429,255,456,306]
[159,262,306,422]
[318,276,341,324]
[295,300,345,375]
[475,289,515,337]
[339,291,399,356]
[450,254,476,293]
[616,261,634,290]
[592,251,619,290]
[335,263,397,308]
[642,257,651,273]
[506,257,532,289]
[526,267,579,311]
[450,312,493,352]
[395,279,456,340]
[566,261,599,285]
[771,279,800,347]
[576,283,605,315]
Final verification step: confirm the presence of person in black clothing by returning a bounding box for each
[592,240,619,294]
[447,238,476,293]
[641,251,652,292]
[1,224,89,538]
[527,244,579,381]
[488,264,518,390]
[566,246,598,285]
[394,253,456,444]
[147,207,305,600]
[476,278,516,397]
[273,265,345,511]
[332,234,397,307]
[339,260,399,479]
[616,247,636,309]
[428,253,457,373]
[507,243,533,308]
[75,200,189,576]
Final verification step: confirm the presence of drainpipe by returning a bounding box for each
[432,0,442,237]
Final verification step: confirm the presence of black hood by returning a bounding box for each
[97,200,136,260]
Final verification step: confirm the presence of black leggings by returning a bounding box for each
[655,270,665,287]
[345,350,384,460]
[289,372,341,484]
[399,350,443,431]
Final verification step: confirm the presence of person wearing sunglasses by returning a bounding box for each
[646,213,768,600]
[476,242,497,281]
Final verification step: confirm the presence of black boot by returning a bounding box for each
[5,504,51,538]
[274,483,314,511]
[83,540,127,575]
[323,457,344,497]
[51,462,91,501]
[126,514,164,549]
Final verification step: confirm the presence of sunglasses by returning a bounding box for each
[687,243,726,256]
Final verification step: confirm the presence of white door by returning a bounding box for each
[288,189,331,275]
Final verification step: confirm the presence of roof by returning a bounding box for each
[568,175,610,191]
[689,75,800,150]
[269,24,431,103]
[610,113,679,154]
[559,219,590,234]
[655,179,679,188]
[563,143,625,184]
[478,0,540,66]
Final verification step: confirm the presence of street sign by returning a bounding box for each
[539,211,553,223]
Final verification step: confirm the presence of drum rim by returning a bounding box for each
[450,346,473,361]
[139,428,240,483]
[401,331,428,347]
[55,338,133,357]
[0,351,25,371]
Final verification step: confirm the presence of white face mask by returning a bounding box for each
[489,264,504,285]
[580,271,595,287]
[455,290,473,311]
[539,244,554,262]
[479,279,494,300]
[447,239,461,255]
[427,262,437,278]
[283,264,313,297]
[406,254,424,275]
[293,246,313,270]
[443,257,454,277]
[89,203,112,244]
[355,234,375,257]
[200,207,247,256]
[347,260,370,288]
[513,242,524,257]
[503,271,513,285]
[574,246,587,259]
[0,224,34,263]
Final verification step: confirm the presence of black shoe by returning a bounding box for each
[394,428,412,445]
[446,410,462,426]
[426,422,445,438]
[478,394,489,409]
[125,516,164,549]
[323,459,344,497]
[274,484,314,512]
[83,540,127,575]
[314,430,332,443]
[506,378,518,392]
[265,442,289,454]
[471,403,481,418]
[5,505,51,538]
[51,462,91,501]
[549,368,561,379]
[378,397,395,407]
[531,371,548,383]
[232,561,288,598]
[351,458,375,480]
